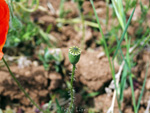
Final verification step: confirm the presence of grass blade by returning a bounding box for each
[113,7,136,60]
[129,73,137,113]
[90,0,115,78]
[119,64,128,101]
[55,98,64,113]
[115,36,130,71]
[59,0,66,18]
[112,0,126,30]
[90,0,108,56]
[137,63,149,111]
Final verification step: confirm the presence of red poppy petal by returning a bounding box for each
[0,51,4,60]
[0,31,7,51]
[0,0,9,58]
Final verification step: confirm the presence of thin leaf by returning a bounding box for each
[113,7,136,60]
[59,0,66,18]
[137,63,149,111]
[119,64,128,101]
[90,0,108,56]
[90,0,115,86]
[56,98,64,113]
[115,36,130,71]
[129,73,137,113]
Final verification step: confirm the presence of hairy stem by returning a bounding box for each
[2,57,42,112]
[68,64,76,113]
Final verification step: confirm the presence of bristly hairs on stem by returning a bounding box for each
[67,46,81,113]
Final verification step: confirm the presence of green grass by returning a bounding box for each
[90,0,150,113]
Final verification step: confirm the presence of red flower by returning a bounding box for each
[0,0,9,60]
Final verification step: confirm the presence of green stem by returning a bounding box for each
[8,0,14,18]
[2,57,43,112]
[124,21,137,113]
[56,18,99,28]
[68,64,76,113]
[59,0,65,18]
[90,0,114,76]
[80,11,85,50]
[77,2,85,49]
[106,0,109,30]
[15,0,39,12]
[129,75,137,113]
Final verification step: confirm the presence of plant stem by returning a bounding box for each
[90,0,114,76]
[80,11,85,50]
[106,0,109,30]
[68,64,76,113]
[15,0,39,12]
[56,18,99,28]
[77,2,85,49]
[2,57,43,112]
[59,0,65,18]
[129,75,137,113]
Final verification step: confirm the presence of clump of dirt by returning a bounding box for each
[94,94,119,113]
[63,2,79,18]
[77,49,112,91]
[31,0,117,49]
[0,65,62,111]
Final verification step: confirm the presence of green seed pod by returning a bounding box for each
[68,46,81,65]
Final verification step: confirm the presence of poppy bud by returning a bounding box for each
[68,46,81,65]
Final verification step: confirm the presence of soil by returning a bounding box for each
[0,0,150,113]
